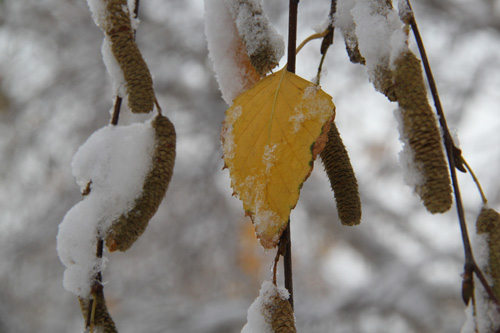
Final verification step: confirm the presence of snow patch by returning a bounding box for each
[57,120,155,297]
[394,108,425,190]
[241,281,291,333]
[101,36,126,98]
[289,84,331,133]
[262,144,278,175]
[222,106,242,161]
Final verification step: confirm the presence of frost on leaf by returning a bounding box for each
[221,68,335,249]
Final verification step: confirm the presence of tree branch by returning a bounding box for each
[282,0,299,309]
[406,0,500,306]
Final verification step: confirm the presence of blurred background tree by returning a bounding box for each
[0,0,499,332]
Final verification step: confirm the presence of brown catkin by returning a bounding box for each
[267,295,297,333]
[320,122,361,226]
[105,0,154,113]
[373,63,398,102]
[105,114,176,252]
[476,207,500,300]
[78,290,117,333]
[344,32,366,66]
[394,51,452,214]
[227,0,284,76]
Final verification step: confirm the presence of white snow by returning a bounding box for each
[241,281,292,333]
[394,107,425,190]
[226,0,285,61]
[101,36,126,98]
[57,120,155,297]
[397,0,412,23]
[204,0,284,105]
[86,0,108,29]
[205,0,252,105]
[262,144,278,175]
[337,0,408,84]
[289,84,331,133]
[222,105,242,161]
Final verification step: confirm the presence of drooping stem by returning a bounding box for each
[406,0,499,306]
[462,157,488,205]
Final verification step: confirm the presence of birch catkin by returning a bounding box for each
[320,122,361,226]
[105,114,176,252]
[268,295,296,333]
[105,0,154,113]
[79,290,117,333]
[226,0,285,76]
[394,52,452,214]
[476,207,500,300]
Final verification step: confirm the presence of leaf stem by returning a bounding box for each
[462,157,488,205]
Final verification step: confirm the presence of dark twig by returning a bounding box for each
[282,0,299,309]
[406,0,499,306]
[316,0,336,85]
[111,96,122,126]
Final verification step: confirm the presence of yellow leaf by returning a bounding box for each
[222,68,335,249]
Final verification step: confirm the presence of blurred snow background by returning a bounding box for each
[0,0,499,332]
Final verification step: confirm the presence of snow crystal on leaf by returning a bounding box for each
[262,144,278,175]
[222,105,242,161]
[289,84,331,133]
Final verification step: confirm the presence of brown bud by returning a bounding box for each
[105,0,154,113]
[476,207,500,300]
[394,51,452,214]
[105,114,176,252]
[78,290,117,333]
[320,122,361,226]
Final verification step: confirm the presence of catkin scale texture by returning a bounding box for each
[105,0,154,113]
[105,114,176,252]
[394,52,452,214]
[320,122,361,226]
[267,295,296,333]
[227,0,284,76]
[79,290,117,333]
[476,207,500,300]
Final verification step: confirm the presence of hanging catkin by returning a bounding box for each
[105,0,154,113]
[78,290,117,333]
[226,0,285,76]
[394,51,452,214]
[267,295,296,333]
[105,114,176,252]
[476,207,500,300]
[320,122,361,226]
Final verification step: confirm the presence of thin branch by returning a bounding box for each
[406,0,499,306]
[283,0,299,309]
[462,157,488,205]
[111,96,122,126]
